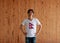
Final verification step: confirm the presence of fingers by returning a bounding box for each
[24,32,27,36]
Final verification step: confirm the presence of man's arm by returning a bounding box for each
[36,24,42,36]
[20,24,27,36]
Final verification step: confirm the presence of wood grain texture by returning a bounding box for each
[0,0,60,43]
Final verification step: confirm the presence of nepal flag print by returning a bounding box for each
[29,23,34,29]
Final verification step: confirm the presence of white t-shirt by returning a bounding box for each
[21,18,41,37]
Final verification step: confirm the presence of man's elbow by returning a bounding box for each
[20,24,22,29]
[39,24,42,29]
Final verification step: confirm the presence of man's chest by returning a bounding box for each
[25,20,37,26]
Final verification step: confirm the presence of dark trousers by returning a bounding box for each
[25,37,36,43]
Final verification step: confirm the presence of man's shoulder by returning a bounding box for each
[23,18,28,21]
[24,18,28,20]
[33,18,38,20]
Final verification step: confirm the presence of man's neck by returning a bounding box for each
[28,17,33,21]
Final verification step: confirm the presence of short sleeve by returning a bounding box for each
[36,18,41,25]
[21,19,26,26]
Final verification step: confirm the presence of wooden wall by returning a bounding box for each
[0,0,60,43]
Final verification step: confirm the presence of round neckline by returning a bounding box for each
[28,18,34,21]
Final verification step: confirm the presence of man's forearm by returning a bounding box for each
[20,24,24,34]
[36,25,42,35]
[20,24,27,35]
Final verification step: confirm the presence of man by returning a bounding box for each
[20,9,42,43]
